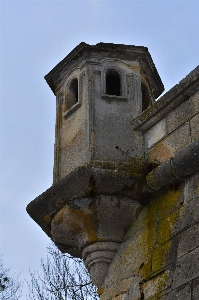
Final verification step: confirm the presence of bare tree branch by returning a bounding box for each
[0,253,23,300]
[27,243,99,300]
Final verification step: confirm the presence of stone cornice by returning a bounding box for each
[44,42,164,97]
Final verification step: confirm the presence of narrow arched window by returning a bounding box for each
[141,83,150,111]
[106,70,121,96]
[68,78,78,110]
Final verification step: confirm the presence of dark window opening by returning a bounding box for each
[141,83,150,111]
[106,70,121,96]
[68,78,78,110]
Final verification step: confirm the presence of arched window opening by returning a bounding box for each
[141,83,150,111]
[68,78,78,110]
[106,70,121,96]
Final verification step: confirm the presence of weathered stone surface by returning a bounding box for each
[191,113,199,142]
[177,223,199,258]
[27,165,145,240]
[145,118,166,148]
[149,122,191,164]
[104,224,148,288]
[159,284,192,300]
[184,172,199,203]
[82,242,120,287]
[146,139,199,191]
[51,195,141,256]
[148,140,174,164]
[132,66,199,132]
[188,91,199,114]
[125,275,142,300]
[152,241,177,273]
[166,92,199,134]
[100,277,134,300]
[172,197,199,236]
[172,247,199,289]
[142,269,173,299]
[170,283,191,300]
[45,43,164,98]
[171,140,199,179]
[192,277,199,300]
[146,160,175,191]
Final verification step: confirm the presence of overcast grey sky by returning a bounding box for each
[1,0,199,298]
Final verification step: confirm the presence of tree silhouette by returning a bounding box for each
[28,244,99,300]
[0,253,22,300]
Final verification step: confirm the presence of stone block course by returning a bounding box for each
[172,247,199,289]
[189,90,199,113]
[172,197,199,237]
[177,223,199,258]
[170,283,191,300]
[152,241,177,273]
[190,113,199,142]
[145,118,166,148]
[148,122,191,164]
[192,277,199,300]
[166,99,192,134]
[142,269,173,299]
[184,172,199,203]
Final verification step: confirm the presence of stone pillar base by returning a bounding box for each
[82,242,120,287]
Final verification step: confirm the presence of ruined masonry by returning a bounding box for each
[27,42,199,299]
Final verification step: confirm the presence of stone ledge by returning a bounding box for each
[26,164,148,240]
[27,139,199,242]
[132,65,199,132]
[146,138,199,191]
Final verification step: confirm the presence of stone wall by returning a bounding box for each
[100,171,199,300]
[145,91,199,164]
[100,67,199,300]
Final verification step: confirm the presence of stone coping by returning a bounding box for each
[147,138,199,191]
[132,65,199,132]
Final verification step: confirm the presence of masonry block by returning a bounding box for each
[177,223,199,258]
[166,93,199,134]
[190,113,199,142]
[145,118,166,148]
[184,172,199,203]
[142,269,173,299]
[172,197,199,236]
[148,122,191,164]
[172,247,199,289]
[192,277,199,300]
[170,283,191,300]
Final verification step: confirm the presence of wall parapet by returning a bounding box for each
[132,65,199,132]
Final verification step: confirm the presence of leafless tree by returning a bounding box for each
[0,253,22,300]
[28,244,99,300]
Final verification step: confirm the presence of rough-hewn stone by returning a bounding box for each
[191,113,199,142]
[192,277,199,300]
[145,118,166,148]
[172,247,199,289]
[184,172,199,203]
[177,223,199,258]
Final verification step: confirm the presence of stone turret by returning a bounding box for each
[44,42,164,182]
[27,42,166,287]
